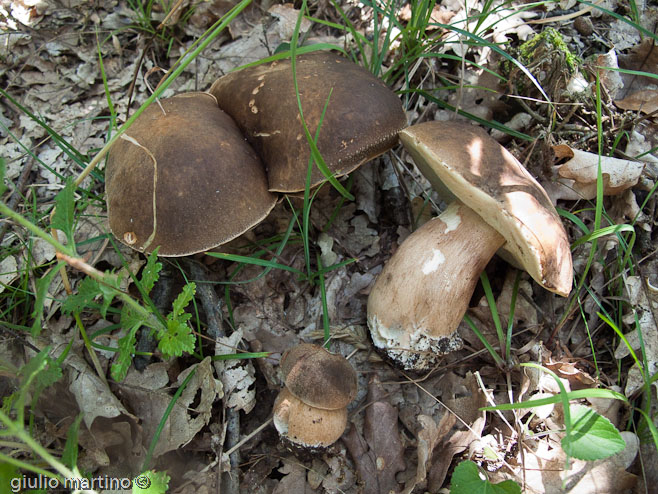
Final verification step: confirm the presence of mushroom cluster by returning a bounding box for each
[105,50,574,375]
[273,343,357,450]
[105,52,407,256]
[367,121,573,371]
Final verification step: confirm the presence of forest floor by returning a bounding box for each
[1,0,658,493]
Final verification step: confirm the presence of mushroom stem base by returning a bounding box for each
[367,201,505,371]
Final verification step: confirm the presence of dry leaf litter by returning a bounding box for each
[1,0,657,493]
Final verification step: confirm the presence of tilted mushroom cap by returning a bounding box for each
[280,343,357,410]
[105,93,277,256]
[209,51,407,193]
[273,387,348,448]
[399,121,572,296]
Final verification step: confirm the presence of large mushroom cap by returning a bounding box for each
[399,121,572,296]
[105,93,277,256]
[280,343,357,410]
[209,51,407,193]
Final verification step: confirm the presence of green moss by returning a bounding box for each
[518,27,580,73]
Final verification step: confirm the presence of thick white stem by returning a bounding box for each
[367,201,505,370]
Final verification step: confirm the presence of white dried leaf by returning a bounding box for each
[547,144,644,202]
[0,255,18,293]
[268,3,312,41]
[215,330,256,413]
[65,352,135,429]
[27,237,57,266]
[615,276,658,396]
[318,232,338,267]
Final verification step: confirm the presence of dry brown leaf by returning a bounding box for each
[615,89,658,114]
[268,4,313,40]
[121,357,221,458]
[214,330,255,413]
[272,458,314,494]
[618,39,658,83]
[343,376,406,494]
[402,412,456,494]
[0,255,18,293]
[398,2,455,28]
[544,358,597,390]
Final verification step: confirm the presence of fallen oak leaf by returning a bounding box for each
[543,144,644,203]
[343,375,406,494]
[615,89,658,115]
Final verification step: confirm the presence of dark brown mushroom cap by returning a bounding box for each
[399,121,572,296]
[280,343,357,410]
[209,51,407,193]
[105,92,277,256]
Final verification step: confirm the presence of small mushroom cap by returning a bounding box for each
[280,343,357,410]
[399,121,572,296]
[273,387,348,448]
[105,93,277,256]
[209,51,407,193]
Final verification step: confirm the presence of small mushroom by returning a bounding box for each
[105,93,277,256]
[209,51,407,193]
[367,121,573,371]
[273,343,357,449]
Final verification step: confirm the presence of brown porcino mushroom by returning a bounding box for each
[273,343,357,449]
[273,387,348,449]
[367,121,573,371]
[105,93,277,256]
[209,51,407,193]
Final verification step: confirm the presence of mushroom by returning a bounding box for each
[209,51,407,193]
[367,121,573,371]
[105,92,277,256]
[273,343,357,449]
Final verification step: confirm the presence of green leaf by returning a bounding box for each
[133,470,170,493]
[97,271,124,318]
[31,263,65,337]
[140,249,162,295]
[19,347,62,401]
[170,282,195,318]
[451,461,521,494]
[0,462,20,494]
[157,283,196,359]
[61,276,101,314]
[61,413,84,469]
[158,319,195,359]
[111,323,141,382]
[121,304,152,330]
[50,178,76,249]
[561,404,626,460]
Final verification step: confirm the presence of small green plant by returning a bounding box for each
[450,460,520,494]
[132,470,170,493]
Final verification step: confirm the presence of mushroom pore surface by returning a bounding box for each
[398,121,572,296]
